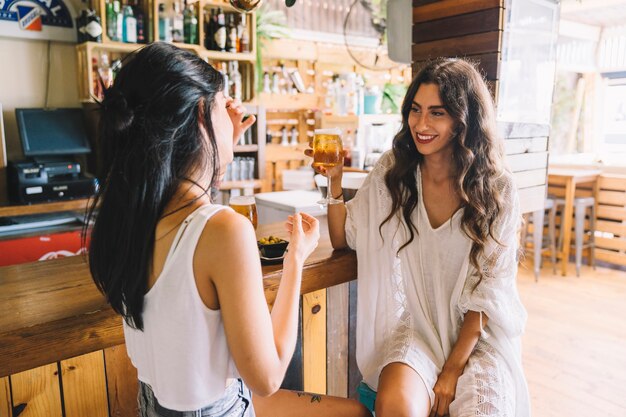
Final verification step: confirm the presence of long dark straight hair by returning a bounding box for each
[381,58,506,283]
[86,43,224,330]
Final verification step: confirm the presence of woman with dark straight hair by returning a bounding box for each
[310,58,530,417]
[88,42,370,417]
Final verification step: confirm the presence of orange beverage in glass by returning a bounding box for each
[229,195,258,229]
[312,131,343,169]
[312,128,343,205]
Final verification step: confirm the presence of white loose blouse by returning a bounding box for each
[345,151,530,416]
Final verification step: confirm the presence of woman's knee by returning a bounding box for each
[375,363,430,417]
[375,389,426,417]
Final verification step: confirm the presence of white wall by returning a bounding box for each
[0,36,81,160]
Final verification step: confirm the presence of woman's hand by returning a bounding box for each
[226,97,256,144]
[303,147,345,182]
[429,368,462,417]
[285,212,320,264]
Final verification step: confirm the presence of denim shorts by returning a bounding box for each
[138,379,255,417]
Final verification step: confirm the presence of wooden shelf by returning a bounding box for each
[219,179,263,190]
[0,199,90,218]
[76,41,144,54]
[234,144,259,152]
[198,49,256,62]
[203,0,241,12]
[254,93,321,110]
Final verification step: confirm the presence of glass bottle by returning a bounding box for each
[262,71,271,93]
[122,4,137,43]
[158,3,172,42]
[171,1,184,43]
[106,0,117,41]
[229,61,242,101]
[183,0,198,44]
[113,0,123,41]
[204,9,215,49]
[213,8,226,51]
[98,52,114,89]
[131,0,145,43]
[227,14,237,53]
[237,14,249,53]
[219,62,230,97]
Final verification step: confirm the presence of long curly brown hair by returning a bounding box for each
[381,58,506,280]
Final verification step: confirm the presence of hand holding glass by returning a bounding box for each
[312,128,343,205]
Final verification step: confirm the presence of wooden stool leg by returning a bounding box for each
[575,203,585,277]
[532,209,544,282]
[549,205,557,274]
[590,204,597,269]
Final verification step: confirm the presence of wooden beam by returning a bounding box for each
[412,31,501,61]
[413,0,503,23]
[413,7,502,43]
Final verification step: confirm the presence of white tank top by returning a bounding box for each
[123,204,238,411]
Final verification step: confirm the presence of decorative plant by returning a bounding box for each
[255,4,290,92]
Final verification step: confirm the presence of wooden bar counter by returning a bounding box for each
[0,223,357,379]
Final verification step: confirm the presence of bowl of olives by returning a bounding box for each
[258,236,289,260]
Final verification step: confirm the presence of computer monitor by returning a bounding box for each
[15,108,91,157]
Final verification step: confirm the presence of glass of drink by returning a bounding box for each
[312,128,343,206]
[229,195,258,230]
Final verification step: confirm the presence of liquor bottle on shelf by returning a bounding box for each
[122,4,137,43]
[92,57,102,99]
[262,72,271,93]
[226,14,237,53]
[76,0,102,43]
[290,126,298,146]
[131,0,145,43]
[218,62,230,97]
[204,9,215,49]
[98,52,114,90]
[105,0,117,41]
[213,8,226,51]
[183,0,198,44]
[237,14,249,53]
[229,61,242,101]
[280,127,289,146]
[171,1,184,43]
[113,0,123,41]
[158,3,172,42]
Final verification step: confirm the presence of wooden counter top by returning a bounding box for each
[0,222,357,377]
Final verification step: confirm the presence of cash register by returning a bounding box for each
[7,108,98,205]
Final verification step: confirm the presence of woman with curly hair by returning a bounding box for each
[310,59,530,417]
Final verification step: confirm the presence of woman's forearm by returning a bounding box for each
[443,310,488,375]
[270,257,304,369]
[327,174,348,249]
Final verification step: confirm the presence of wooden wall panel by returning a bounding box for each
[302,289,327,394]
[326,283,349,398]
[60,352,109,417]
[413,52,500,81]
[10,364,63,417]
[413,7,502,43]
[413,31,501,62]
[413,0,503,23]
[104,345,139,417]
[0,377,10,417]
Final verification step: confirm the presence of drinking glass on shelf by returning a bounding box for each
[229,195,258,230]
[312,128,343,206]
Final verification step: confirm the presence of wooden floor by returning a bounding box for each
[518,260,626,417]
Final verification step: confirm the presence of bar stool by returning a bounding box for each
[522,198,557,281]
[554,196,597,277]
